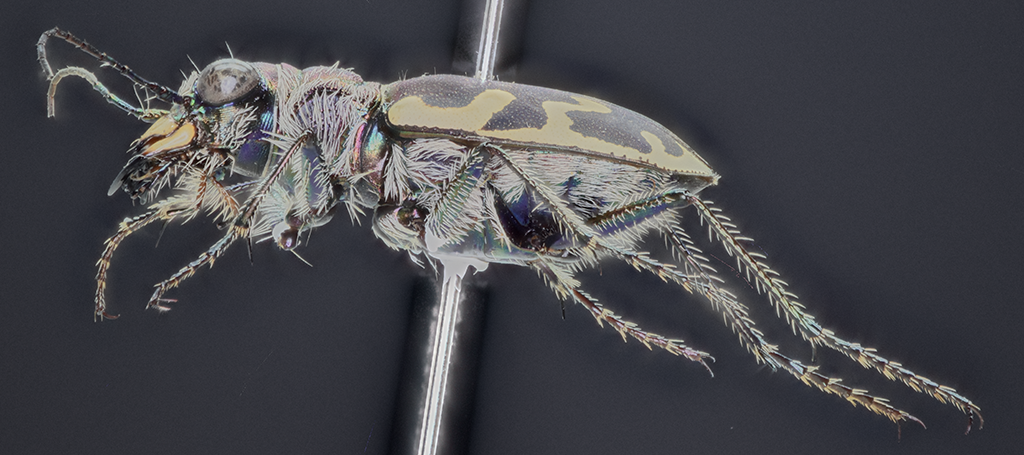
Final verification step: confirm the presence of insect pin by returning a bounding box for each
[38,27,981,433]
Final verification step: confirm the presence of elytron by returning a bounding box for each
[38,27,981,432]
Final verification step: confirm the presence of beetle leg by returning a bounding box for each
[146,228,242,312]
[487,146,598,241]
[686,193,982,431]
[168,155,241,224]
[533,260,714,374]
[491,147,768,357]
[596,234,925,425]
[587,191,686,237]
[145,133,312,310]
[97,168,248,320]
[492,148,927,425]
[94,204,191,321]
[422,145,489,250]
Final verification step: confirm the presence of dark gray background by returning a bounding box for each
[2,1,1020,454]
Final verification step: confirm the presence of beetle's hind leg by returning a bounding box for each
[491,147,927,425]
[684,192,982,431]
[533,259,714,374]
[594,231,925,426]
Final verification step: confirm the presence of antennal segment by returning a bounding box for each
[37,27,184,105]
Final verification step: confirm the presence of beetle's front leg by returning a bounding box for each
[146,226,244,312]
[95,205,190,320]
[146,133,312,310]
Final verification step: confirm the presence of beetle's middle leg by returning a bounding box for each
[421,145,489,250]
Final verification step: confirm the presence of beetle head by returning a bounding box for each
[111,59,281,202]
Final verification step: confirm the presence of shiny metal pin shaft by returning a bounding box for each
[414,3,506,454]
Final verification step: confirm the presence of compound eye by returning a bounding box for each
[195,59,259,106]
